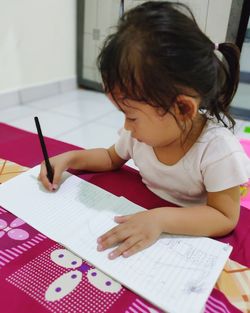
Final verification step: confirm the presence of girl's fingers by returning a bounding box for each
[39,162,53,191]
[38,162,63,191]
[51,168,63,190]
[114,214,132,223]
[122,239,150,258]
[108,236,142,260]
[97,225,120,244]
[97,224,129,250]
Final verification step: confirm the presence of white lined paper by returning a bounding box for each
[0,166,232,313]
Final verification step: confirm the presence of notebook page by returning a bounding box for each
[0,166,119,242]
[0,166,232,313]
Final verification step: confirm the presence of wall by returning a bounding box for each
[0,0,76,92]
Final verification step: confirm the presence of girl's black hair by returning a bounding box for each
[97,1,240,129]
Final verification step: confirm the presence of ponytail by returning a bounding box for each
[215,43,240,128]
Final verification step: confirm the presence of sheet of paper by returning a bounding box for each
[0,166,232,313]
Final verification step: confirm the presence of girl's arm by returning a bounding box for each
[39,145,127,190]
[66,145,126,172]
[154,186,240,237]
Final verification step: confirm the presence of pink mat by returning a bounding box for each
[0,123,249,313]
[240,139,250,209]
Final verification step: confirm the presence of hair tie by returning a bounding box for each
[214,43,220,51]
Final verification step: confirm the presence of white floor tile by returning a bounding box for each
[97,109,124,129]
[80,89,109,103]
[0,105,44,123]
[233,83,250,110]
[51,98,115,121]
[27,90,86,110]
[57,122,119,149]
[235,120,250,140]
[234,118,245,135]
[9,111,84,138]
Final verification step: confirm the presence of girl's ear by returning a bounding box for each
[173,95,199,121]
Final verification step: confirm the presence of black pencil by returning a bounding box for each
[34,116,54,183]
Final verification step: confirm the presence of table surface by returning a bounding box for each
[0,122,249,313]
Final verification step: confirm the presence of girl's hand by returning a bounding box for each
[38,151,75,191]
[97,210,163,259]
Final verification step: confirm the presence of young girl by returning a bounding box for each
[39,1,250,260]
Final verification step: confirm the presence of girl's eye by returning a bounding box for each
[126,117,136,122]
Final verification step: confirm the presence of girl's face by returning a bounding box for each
[107,93,183,148]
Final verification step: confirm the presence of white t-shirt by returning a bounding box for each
[115,119,250,207]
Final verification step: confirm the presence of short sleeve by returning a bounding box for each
[115,128,134,160]
[201,135,250,192]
